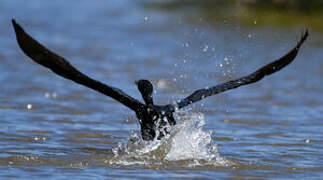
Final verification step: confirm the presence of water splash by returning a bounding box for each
[108,112,232,167]
[165,113,215,161]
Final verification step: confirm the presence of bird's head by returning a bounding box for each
[135,79,154,105]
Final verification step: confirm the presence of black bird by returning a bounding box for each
[12,19,308,141]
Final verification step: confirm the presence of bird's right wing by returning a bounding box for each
[175,30,308,110]
[12,19,143,111]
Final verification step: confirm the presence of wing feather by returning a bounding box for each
[12,19,143,111]
[176,30,308,109]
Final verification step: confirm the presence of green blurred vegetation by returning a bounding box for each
[235,0,323,12]
[146,0,323,11]
[144,0,323,31]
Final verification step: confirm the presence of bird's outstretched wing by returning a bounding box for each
[175,30,308,109]
[12,19,143,111]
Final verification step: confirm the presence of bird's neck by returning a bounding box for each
[143,95,154,105]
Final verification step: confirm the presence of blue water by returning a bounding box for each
[1,0,323,179]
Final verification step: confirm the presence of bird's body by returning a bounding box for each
[135,104,175,140]
[12,19,308,141]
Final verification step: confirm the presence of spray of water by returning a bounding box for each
[107,111,233,167]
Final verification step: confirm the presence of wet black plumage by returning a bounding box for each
[12,19,308,141]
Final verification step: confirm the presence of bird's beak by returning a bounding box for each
[134,80,138,85]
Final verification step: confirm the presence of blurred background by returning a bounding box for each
[0,0,323,179]
[145,0,323,30]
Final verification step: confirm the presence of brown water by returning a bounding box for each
[1,0,323,179]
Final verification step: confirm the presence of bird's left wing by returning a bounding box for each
[12,19,144,111]
[174,30,308,110]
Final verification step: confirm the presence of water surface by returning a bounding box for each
[1,1,323,179]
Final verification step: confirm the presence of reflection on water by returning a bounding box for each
[1,0,323,179]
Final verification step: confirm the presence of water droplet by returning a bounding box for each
[44,92,58,99]
[52,92,57,98]
[156,79,167,88]
[203,44,208,52]
[44,92,50,98]
[27,104,33,110]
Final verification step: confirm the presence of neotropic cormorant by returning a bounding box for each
[12,19,308,141]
